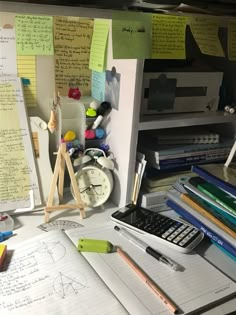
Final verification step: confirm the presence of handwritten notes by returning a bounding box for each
[0,231,127,314]
[152,14,187,59]
[89,19,109,72]
[54,16,93,96]
[15,15,53,55]
[17,56,37,107]
[112,12,152,59]
[228,20,236,60]
[189,16,224,57]
[0,28,17,76]
[0,77,41,211]
[91,70,105,102]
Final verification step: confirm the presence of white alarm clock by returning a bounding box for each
[71,148,114,207]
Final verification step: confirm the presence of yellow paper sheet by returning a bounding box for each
[89,19,109,72]
[0,81,30,202]
[228,20,236,61]
[17,56,37,107]
[54,16,94,96]
[15,14,54,55]
[152,14,187,59]
[189,16,224,57]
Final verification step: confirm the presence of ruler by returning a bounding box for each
[37,220,83,232]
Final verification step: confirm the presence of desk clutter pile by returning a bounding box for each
[141,162,236,261]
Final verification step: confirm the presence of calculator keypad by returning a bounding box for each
[130,209,200,248]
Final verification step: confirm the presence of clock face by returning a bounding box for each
[72,165,113,207]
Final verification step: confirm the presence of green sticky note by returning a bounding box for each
[112,12,152,59]
[78,238,114,253]
[16,14,54,56]
[89,19,110,72]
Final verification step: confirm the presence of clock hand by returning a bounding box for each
[80,187,90,193]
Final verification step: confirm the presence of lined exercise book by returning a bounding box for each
[67,224,236,315]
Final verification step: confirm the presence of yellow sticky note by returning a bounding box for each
[189,16,224,57]
[17,56,37,107]
[16,15,54,56]
[152,14,187,59]
[54,16,93,96]
[228,20,236,61]
[89,19,109,72]
[0,244,7,267]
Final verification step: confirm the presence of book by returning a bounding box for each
[166,198,236,259]
[167,191,236,256]
[185,189,236,229]
[148,127,220,145]
[2,226,236,315]
[192,164,236,198]
[180,193,236,239]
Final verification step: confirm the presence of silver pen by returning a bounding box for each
[114,225,182,271]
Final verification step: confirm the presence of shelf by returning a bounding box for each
[138,111,236,131]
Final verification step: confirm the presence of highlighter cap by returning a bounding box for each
[78,238,113,253]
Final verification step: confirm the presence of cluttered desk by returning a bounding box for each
[1,2,236,314]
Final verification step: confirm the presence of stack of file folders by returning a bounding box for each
[166,164,236,260]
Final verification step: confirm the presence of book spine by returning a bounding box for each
[158,151,229,166]
[187,189,236,227]
[192,165,236,198]
[166,199,236,258]
[157,157,226,170]
[180,193,236,239]
[159,148,230,161]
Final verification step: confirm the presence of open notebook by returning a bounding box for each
[1,225,236,315]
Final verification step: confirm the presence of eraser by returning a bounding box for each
[0,244,7,267]
[78,238,113,253]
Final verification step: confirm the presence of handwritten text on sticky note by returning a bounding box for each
[152,14,187,59]
[189,16,224,57]
[16,15,54,55]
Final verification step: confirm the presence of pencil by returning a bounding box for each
[116,247,178,314]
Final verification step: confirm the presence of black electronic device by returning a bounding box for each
[111,204,204,253]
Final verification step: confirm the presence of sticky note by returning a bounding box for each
[0,244,7,267]
[189,16,224,57]
[152,14,187,59]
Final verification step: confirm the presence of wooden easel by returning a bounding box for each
[44,142,85,223]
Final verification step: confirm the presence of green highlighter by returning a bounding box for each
[78,238,114,253]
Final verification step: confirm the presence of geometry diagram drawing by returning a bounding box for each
[53,272,87,298]
[34,241,66,264]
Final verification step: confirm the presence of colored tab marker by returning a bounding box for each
[21,77,31,85]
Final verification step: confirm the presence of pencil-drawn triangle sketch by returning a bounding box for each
[53,272,87,298]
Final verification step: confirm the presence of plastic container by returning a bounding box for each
[0,213,14,232]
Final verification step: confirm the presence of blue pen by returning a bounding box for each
[0,231,13,242]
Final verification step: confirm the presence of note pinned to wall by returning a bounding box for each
[152,14,187,59]
[91,70,105,102]
[89,19,110,72]
[189,16,224,57]
[54,16,94,96]
[17,56,37,107]
[228,20,236,61]
[15,14,54,55]
[112,12,152,59]
[0,77,41,211]
[0,27,17,76]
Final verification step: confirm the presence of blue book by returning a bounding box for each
[166,199,236,258]
[192,164,236,198]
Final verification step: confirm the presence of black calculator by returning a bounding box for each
[111,204,204,253]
